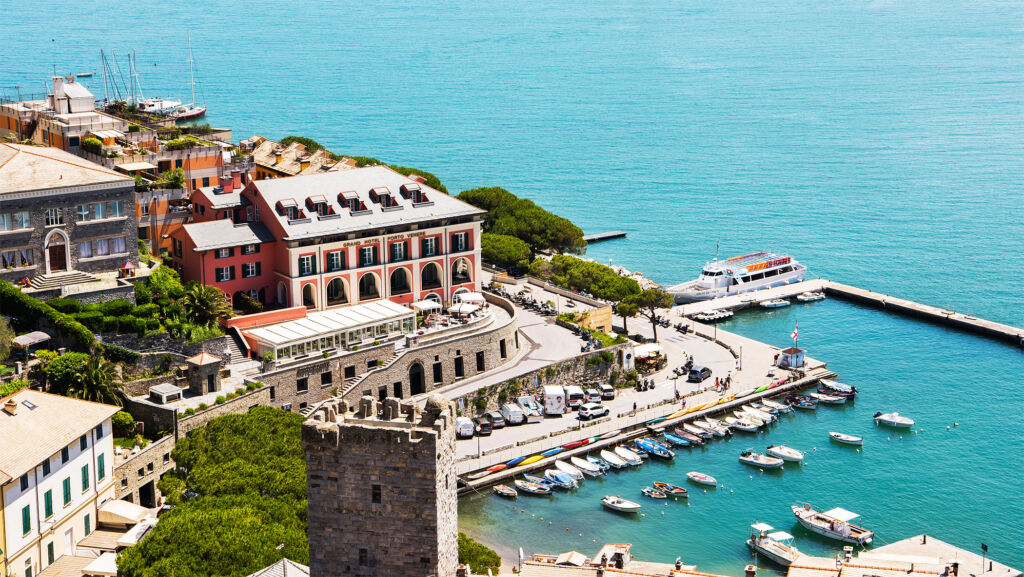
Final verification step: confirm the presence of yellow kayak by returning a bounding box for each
[517,455,543,467]
[666,409,689,420]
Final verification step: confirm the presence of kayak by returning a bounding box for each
[518,455,543,466]
[562,440,588,450]
[735,389,755,398]
[599,430,620,440]
[506,456,527,467]
[755,385,769,393]
[647,416,667,425]
[485,464,507,472]
[466,470,491,480]
[541,447,564,457]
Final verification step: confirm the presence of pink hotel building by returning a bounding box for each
[169,165,484,310]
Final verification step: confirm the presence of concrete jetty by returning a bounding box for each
[582,231,627,244]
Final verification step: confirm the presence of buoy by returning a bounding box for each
[579,533,583,537]
[954,422,959,427]
[661,511,665,515]
[730,489,734,494]
[641,513,646,517]
[566,528,570,532]
[946,426,950,431]
[703,489,707,494]
[749,475,753,480]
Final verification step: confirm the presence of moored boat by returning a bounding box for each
[687,471,717,486]
[761,399,792,413]
[766,444,804,462]
[809,392,846,405]
[602,495,642,513]
[725,416,759,432]
[614,446,643,466]
[747,523,801,566]
[742,406,776,423]
[652,481,688,498]
[791,504,873,545]
[641,487,667,499]
[667,251,807,303]
[785,394,818,410]
[674,428,705,445]
[694,419,727,437]
[819,379,857,397]
[760,298,791,308]
[684,423,714,439]
[544,469,578,489]
[570,456,604,476]
[635,438,674,459]
[555,460,584,480]
[829,431,863,446]
[523,474,553,487]
[493,484,518,498]
[600,450,628,469]
[874,412,914,428]
[586,455,611,471]
[514,479,551,495]
[796,291,826,302]
[739,450,785,469]
[735,411,764,427]
[663,432,691,447]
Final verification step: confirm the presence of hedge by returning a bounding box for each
[101,299,134,317]
[0,281,95,350]
[72,310,104,331]
[48,297,83,314]
[103,344,140,364]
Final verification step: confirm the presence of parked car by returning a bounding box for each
[455,416,475,439]
[687,365,712,383]
[473,417,492,436]
[564,385,586,410]
[500,403,525,425]
[585,388,602,403]
[579,403,609,420]
[599,384,616,400]
[485,411,506,429]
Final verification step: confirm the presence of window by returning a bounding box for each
[97,453,105,481]
[269,386,275,400]
[372,484,382,503]
[47,542,54,565]
[80,435,87,450]
[476,351,485,372]
[390,242,406,262]
[321,372,332,386]
[140,202,149,217]
[216,266,235,282]
[242,262,261,278]
[326,250,344,272]
[344,365,356,379]
[359,246,378,267]
[42,458,50,476]
[79,242,92,258]
[433,362,443,384]
[298,255,315,276]
[84,513,91,536]
[107,200,124,218]
[296,378,308,393]
[451,232,468,252]
[21,505,31,535]
[20,474,29,491]
[454,357,464,379]
[45,208,63,226]
[173,238,183,258]
[175,159,182,168]
[61,447,69,463]
[62,477,71,505]
[0,211,29,230]
[94,238,109,256]
[1,249,34,268]
[93,202,106,219]
[421,237,437,257]
[359,549,368,566]
[241,244,260,255]
[44,490,53,518]
[76,204,90,221]
[500,339,507,359]
[25,566,32,577]
[216,247,234,258]
[81,464,90,492]
[202,177,210,187]
[95,423,103,439]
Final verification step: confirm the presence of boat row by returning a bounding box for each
[738,443,804,469]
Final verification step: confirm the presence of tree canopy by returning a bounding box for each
[530,254,641,303]
[481,233,531,270]
[458,187,586,258]
[627,288,674,341]
[118,407,308,577]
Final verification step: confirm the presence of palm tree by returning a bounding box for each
[67,355,122,406]
[182,284,232,326]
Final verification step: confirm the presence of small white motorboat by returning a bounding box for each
[748,523,801,566]
[514,479,551,495]
[829,431,863,446]
[819,379,857,397]
[761,399,792,413]
[796,292,826,302]
[739,450,785,469]
[570,456,604,476]
[555,460,584,480]
[760,298,791,308]
[694,419,728,437]
[792,504,874,545]
[704,417,732,431]
[735,411,764,427]
[641,486,667,499]
[809,392,847,405]
[544,469,578,489]
[725,416,760,432]
[493,484,518,498]
[766,444,805,462]
[614,446,643,466]
[742,405,776,423]
[600,449,628,469]
[602,495,642,513]
[687,471,717,486]
[684,423,714,439]
[874,412,915,428]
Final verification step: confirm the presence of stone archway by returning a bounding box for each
[451,257,472,285]
[44,229,69,274]
[409,362,425,396]
[302,283,316,309]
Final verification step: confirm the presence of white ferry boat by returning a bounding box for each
[667,251,807,303]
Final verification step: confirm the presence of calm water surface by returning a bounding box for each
[3,0,1022,570]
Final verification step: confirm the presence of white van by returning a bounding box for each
[455,416,475,439]
[564,385,586,410]
[543,385,566,416]
[517,396,544,423]
[500,403,525,426]
[600,384,616,400]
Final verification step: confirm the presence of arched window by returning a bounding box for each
[359,274,380,301]
[390,268,411,295]
[277,282,287,305]
[452,258,472,285]
[421,262,441,289]
[326,278,348,306]
[302,284,316,309]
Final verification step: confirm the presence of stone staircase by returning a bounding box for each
[29,271,99,290]
[223,330,249,364]
[339,347,407,399]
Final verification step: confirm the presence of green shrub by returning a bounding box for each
[183,408,195,416]
[215,395,226,405]
[112,411,135,430]
[474,397,487,411]
[198,403,208,410]
[458,533,501,575]
[0,281,95,351]
[155,297,173,308]
[72,310,103,331]
[225,392,238,400]
[245,382,259,391]
[102,300,134,317]
[134,281,152,305]
[48,297,82,314]
[146,318,160,330]
[82,137,103,155]
[133,303,160,318]
[0,379,30,397]
[127,124,141,133]
[103,345,140,364]
[117,314,136,333]
[101,316,118,333]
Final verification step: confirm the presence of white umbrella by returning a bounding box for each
[411,300,442,312]
[456,292,486,304]
[449,302,480,315]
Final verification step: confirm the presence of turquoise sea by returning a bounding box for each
[3,0,1022,571]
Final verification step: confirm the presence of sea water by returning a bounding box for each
[3,0,1022,569]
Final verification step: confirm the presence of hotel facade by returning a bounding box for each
[172,165,484,311]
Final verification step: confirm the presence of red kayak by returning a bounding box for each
[562,440,589,450]
[485,464,507,473]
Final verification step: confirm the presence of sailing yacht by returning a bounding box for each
[170,34,206,120]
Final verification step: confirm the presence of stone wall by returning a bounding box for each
[120,374,184,397]
[303,396,458,577]
[114,435,175,505]
[176,387,272,437]
[123,397,178,438]
[99,332,232,356]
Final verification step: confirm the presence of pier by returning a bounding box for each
[582,231,627,244]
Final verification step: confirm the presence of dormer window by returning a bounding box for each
[339,191,368,214]
[400,183,427,204]
[306,194,331,217]
[278,199,298,220]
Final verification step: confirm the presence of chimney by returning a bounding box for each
[232,171,242,189]
[745,564,757,577]
[220,175,233,193]
[3,399,16,416]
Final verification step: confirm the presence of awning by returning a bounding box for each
[12,331,50,347]
[120,261,136,269]
[824,507,861,522]
[90,130,124,140]
[455,292,485,304]
[83,552,118,576]
[411,300,442,312]
[449,303,480,315]
[767,531,794,542]
[634,343,664,359]
[555,551,588,566]
[117,161,157,172]
[750,522,774,532]
[117,519,157,548]
[99,499,151,526]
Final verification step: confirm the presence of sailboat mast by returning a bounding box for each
[187,32,195,106]
[101,49,109,104]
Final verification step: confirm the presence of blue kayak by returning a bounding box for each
[663,433,691,447]
[506,456,527,467]
[541,447,564,457]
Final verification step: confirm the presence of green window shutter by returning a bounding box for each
[97,453,105,481]
[81,464,89,491]
[62,477,71,505]
[21,504,31,534]
[47,542,55,564]
[44,490,53,518]
[84,513,91,535]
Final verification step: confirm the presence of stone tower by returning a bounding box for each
[302,394,458,577]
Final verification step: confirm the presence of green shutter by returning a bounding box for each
[81,464,89,491]
[21,505,31,534]
[62,477,71,505]
[44,490,53,518]
[84,513,91,535]
[97,453,105,481]
[47,542,54,564]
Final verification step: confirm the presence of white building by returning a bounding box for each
[0,390,119,577]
